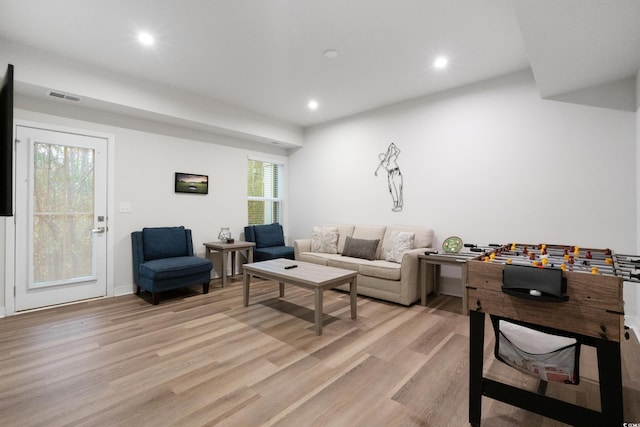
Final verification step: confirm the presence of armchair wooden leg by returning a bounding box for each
[203,282,210,294]
[152,292,159,305]
[136,286,141,295]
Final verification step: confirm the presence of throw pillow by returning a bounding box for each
[341,236,380,261]
[383,230,415,263]
[311,226,339,254]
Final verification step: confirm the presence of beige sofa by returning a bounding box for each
[294,224,434,306]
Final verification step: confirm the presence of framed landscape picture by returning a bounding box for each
[175,172,208,194]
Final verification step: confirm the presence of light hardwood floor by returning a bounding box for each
[0,278,638,426]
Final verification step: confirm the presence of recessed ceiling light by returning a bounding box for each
[308,100,319,110]
[434,56,448,69]
[323,49,338,59]
[138,32,155,46]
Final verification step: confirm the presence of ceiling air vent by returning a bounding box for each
[48,91,82,102]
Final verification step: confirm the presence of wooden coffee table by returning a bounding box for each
[242,258,358,335]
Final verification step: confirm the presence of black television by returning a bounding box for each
[0,64,13,216]
[175,172,208,194]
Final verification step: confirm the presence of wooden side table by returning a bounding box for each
[418,251,481,315]
[203,240,255,287]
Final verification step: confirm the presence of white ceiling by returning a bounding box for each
[0,0,639,130]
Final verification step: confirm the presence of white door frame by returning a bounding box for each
[4,119,115,316]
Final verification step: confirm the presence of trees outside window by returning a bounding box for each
[33,143,94,284]
[247,159,282,225]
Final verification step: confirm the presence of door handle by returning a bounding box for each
[92,227,106,234]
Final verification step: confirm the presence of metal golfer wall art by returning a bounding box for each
[375,142,403,212]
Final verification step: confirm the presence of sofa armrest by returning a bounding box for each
[400,247,427,271]
[294,239,312,259]
[399,247,435,299]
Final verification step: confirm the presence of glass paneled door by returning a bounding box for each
[15,125,107,311]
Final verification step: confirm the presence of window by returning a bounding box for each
[247,159,282,225]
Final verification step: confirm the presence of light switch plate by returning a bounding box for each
[119,202,132,213]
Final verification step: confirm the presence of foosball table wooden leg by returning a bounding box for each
[469,310,485,426]
[596,338,623,425]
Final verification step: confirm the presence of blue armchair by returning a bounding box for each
[131,226,213,304]
[244,223,294,262]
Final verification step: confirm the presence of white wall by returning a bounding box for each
[2,103,288,305]
[290,70,635,249]
[0,39,303,147]
[2,67,638,332]
[632,68,640,332]
[289,69,638,325]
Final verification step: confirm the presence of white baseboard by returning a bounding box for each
[0,306,5,318]
[625,315,639,339]
[115,284,135,297]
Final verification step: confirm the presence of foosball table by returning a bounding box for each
[466,243,634,426]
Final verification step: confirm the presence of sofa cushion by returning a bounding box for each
[352,225,386,259]
[327,257,363,271]
[359,260,402,281]
[383,225,434,250]
[298,252,342,265]
[255,246,294,261]
[326,257,402,281]
[253,223,285,248]
[311,226,339,254]
[352,224,386,241]
[342,236,380,261]
[139,256,212,280]
[142,226,188,261]
[324,224,355,253]
[382,230,415,263]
